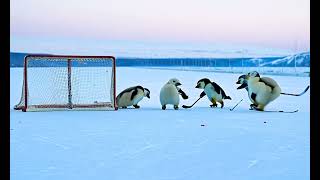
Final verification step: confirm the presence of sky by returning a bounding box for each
[10,0,310,57]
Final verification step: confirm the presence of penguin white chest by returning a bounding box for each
[132,95,144,105]
[248,82,271,105]
[160,84,180,105]
[135,89,146,104]
[204,84,221,101]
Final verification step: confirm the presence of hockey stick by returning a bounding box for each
[182,97,202,109]
[229,99,243,111]
[280,85,309,96]
[249,108,298,113]
[263,109,298,113]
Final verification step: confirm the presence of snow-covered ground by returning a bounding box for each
[10,67,310,180]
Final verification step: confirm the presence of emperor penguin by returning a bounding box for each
[160,78,188,110]
[245,71,281,111]
[116,86,150,109]
[195,78,231,108]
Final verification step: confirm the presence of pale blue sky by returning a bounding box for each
[10,0,310,56]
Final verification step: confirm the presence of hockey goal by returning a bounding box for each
[14,55,117,112]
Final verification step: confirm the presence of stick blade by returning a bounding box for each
[295,85,309,96]
[302,85,310,94]
[281,85,310,96]
[182,105,192,109]
[182,97,202,109]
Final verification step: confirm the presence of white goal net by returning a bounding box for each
[14,55,117,111]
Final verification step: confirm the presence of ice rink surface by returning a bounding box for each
[10,67,310,180]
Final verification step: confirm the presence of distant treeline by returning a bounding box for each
[11,52,306,67]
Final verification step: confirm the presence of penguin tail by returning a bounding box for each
[224,96,232,100]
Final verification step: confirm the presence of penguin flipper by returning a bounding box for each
[211,81,230,99]
[178,89,188,99]
[200,91,206,98]
[130,88,138,101]
[251,93,257,102]
[210,82,221,94]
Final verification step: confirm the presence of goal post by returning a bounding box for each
[14,55,118,111]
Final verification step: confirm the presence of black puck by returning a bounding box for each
[201,124,205,126]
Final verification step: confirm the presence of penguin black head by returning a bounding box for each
[168,78,182,86]
[143,88,150,98]
[246,71,260,78]
[236,75,246,84]
[195,78,211,89]
[245,71,260,81]
[236,75,248,90]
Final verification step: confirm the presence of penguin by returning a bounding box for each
[236,74,248,91]
[116,86,150,109]
[245,71,281,111]
[195,78,231,108]
[236,74,257,107]
[160,78,188,110]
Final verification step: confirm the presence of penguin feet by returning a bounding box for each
[210,103,218,108]
[250,104,257,110]
[162,105,166,110]
[210,98,217,108]
[174,105,179,110]
[133,104,140,109]
[121,106,127,109]
[252,106,264,111]
[200,91,206,98]
[250,104,264,111]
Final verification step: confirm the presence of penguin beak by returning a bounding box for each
[195,84,200,88]
[146,94,150,98]
[176,82,182,86]
[237,83,247,90]
[236,80,241,84]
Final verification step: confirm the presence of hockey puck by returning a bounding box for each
[264,121,267,123]
[201,124,205,127]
